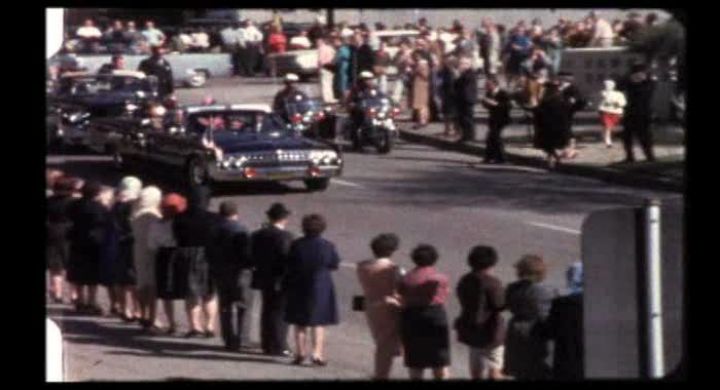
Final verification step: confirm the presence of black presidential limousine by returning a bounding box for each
[111,104,343,191]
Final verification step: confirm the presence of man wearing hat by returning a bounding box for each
[346,71,380,144]
[618,62,656,162]
[137,45,174,99]
[213,200,254,351]
[273,73,308,122]
[250,203,295,356]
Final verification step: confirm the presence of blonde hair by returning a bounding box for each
[515,254,547,283]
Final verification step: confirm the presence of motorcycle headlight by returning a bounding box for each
[65,112,89,123]
[151,105,167,117]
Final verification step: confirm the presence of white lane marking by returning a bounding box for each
[331,178,365,188]
[340,262,356,269]
[527,221,582,235]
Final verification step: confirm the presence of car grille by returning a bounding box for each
[234,150,311,163]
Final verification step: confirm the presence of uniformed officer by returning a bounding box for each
[618,62,656,162]
[346,71,381,146]
[272,73,308,122]
[137,45,174,99]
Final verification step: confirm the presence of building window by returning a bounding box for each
[597,59,607,69]
[585,58,593,69]
[611,58,621,68]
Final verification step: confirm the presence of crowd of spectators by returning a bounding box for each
[63,11,660,58]
[47,170,585,380]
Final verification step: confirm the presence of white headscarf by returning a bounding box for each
[134,186,162,218]
[117,176,142,201]
[603,79,616,91]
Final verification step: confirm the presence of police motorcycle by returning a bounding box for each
[284,96,337,141]
[345,87,400,154]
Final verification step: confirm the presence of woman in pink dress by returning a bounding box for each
[356,234,404,379]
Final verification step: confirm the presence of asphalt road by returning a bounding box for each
[46,78,683,381]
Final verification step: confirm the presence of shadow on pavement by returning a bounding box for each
[46,156,312,197]
[354,162,674,214]
[49,306,291,366]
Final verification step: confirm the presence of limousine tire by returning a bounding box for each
[304,178,330,192]
[186,157,211,188]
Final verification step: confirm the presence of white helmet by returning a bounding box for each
[359,71,375,80]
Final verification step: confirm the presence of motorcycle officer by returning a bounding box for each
[346,71,381,144]
[272,73,308,122]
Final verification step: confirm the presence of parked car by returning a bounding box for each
[48,51,229,88]
[47,70,160,152]
[112,103,343,191]
[266,30,420,79]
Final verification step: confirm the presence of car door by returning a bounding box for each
[148,120,204,168]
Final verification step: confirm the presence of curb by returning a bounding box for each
[399,129,684,193]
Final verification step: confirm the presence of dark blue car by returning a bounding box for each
[113,104,343,191]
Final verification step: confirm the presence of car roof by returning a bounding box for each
[185,104,272,114]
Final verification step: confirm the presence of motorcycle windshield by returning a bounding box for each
[286,99,322,115]
[360,96,393,111]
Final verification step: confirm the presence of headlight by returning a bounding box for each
[309,150,337,165]
[64,112,89,123]
[151,105,167,117]
[126,103,139,112]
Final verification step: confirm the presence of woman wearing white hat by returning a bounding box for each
[597,79,626,148]
[131,186,164,332]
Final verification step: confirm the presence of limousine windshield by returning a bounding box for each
[187,110,291,139]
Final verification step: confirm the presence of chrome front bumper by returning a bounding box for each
[208,164,341,182]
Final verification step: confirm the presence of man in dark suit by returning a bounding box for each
[98,54,125,74]
[480,76,512,163]
[250,203,294,356]
[454,56,478,143]
[557,72,587,159]
[137,45,174,99]
[618,62,656,162]
[354,33,375,81]
[213,201,254,351]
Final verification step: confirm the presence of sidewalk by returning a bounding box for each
[398,110,684,193]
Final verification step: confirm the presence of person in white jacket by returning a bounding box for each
[598,79,626,147]
[131,186,163,333]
